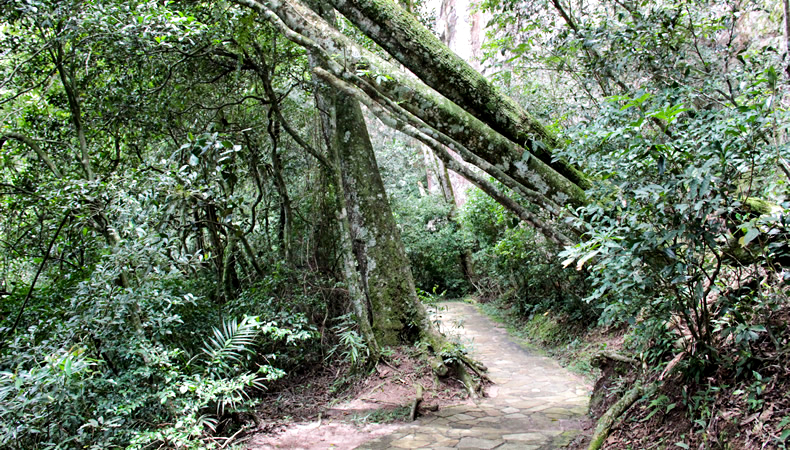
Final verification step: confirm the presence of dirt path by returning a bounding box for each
[357,301,591,449]
[248,301,590,449]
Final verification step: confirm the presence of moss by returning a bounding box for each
[743,197,776,216]
[333,90,427,348]
[329,0,592,192]
[350,405,410,424]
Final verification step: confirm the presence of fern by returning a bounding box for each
[202,316,261,372]
[326,313,369,368]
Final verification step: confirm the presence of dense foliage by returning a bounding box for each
[1,0,789,448]
[0,1,353,447]
[479,0,790,446]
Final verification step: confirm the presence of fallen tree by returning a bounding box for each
[327,0,590,190]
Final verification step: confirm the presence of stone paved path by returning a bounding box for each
[357,302,590,449]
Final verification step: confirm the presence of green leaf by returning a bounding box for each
[63,357,73,377]
[621,92,652,111]
[739,228,760,247]
[576,250,600,270]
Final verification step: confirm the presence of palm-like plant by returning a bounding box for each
[201,315,261,374]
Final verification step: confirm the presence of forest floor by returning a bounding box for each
[246,301,591,449]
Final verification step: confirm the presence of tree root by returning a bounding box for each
[409,383,424,420]
[461,355,489,378]
[592,351,638,368]
[588,380,657,450]
[454,362,483,399]
[428,353,449,377]
[414,309,491,399]
[419,335,490,399]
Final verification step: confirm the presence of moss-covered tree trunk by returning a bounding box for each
[328,0,590,190]
[332,94,429,346]
[232,0,587,209]
[304,0,435,348]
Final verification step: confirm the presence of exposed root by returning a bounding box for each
[453,362,483,399]
[460,355,489,379]
[592,351,638,367]
[414,311,491,399]
[416,335,489,398]
[588,380,657,450]
[428,353,449,377]
[409,383,424,420]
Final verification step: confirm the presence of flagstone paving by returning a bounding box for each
[357,301,591,449]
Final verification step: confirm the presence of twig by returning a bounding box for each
[2,211,70,343]
[219,426,248,449]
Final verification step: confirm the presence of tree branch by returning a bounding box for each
[1,132,63,178]
[313,67,574,246]
[2,211,70,342]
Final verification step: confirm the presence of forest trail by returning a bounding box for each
[357,301,591,449]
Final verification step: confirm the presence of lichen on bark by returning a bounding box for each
[333,93,428,346]
[328,0,591,190]
[233,0,588,208]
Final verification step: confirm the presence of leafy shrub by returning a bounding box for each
[559,88,790,375]
[394,195,471,297]
[0,174,319,449]
[460,187,594,321]
[327,313,369,370]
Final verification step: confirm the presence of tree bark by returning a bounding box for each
[296,0,453,359]
[333,93,430,346]
[269,118,293,264]
[327,0,590,189]
[306,3,380,352]
[0,132,63,178]
[53,40,95,181]
[314,67,574,246]
[432,149,457,205]
[232,0,587,208]
[221,229,239,301]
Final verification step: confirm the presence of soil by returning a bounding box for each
[245,347,471,450]
[575,304,790,449]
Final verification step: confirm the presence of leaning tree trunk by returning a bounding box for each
[328,0,590,190]
[232,0,587,209]
[313,66,575,245]
[332,93,432,346]
[312,61,379,352]
[304,0,444,351]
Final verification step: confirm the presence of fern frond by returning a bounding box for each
[202,316,260,370]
